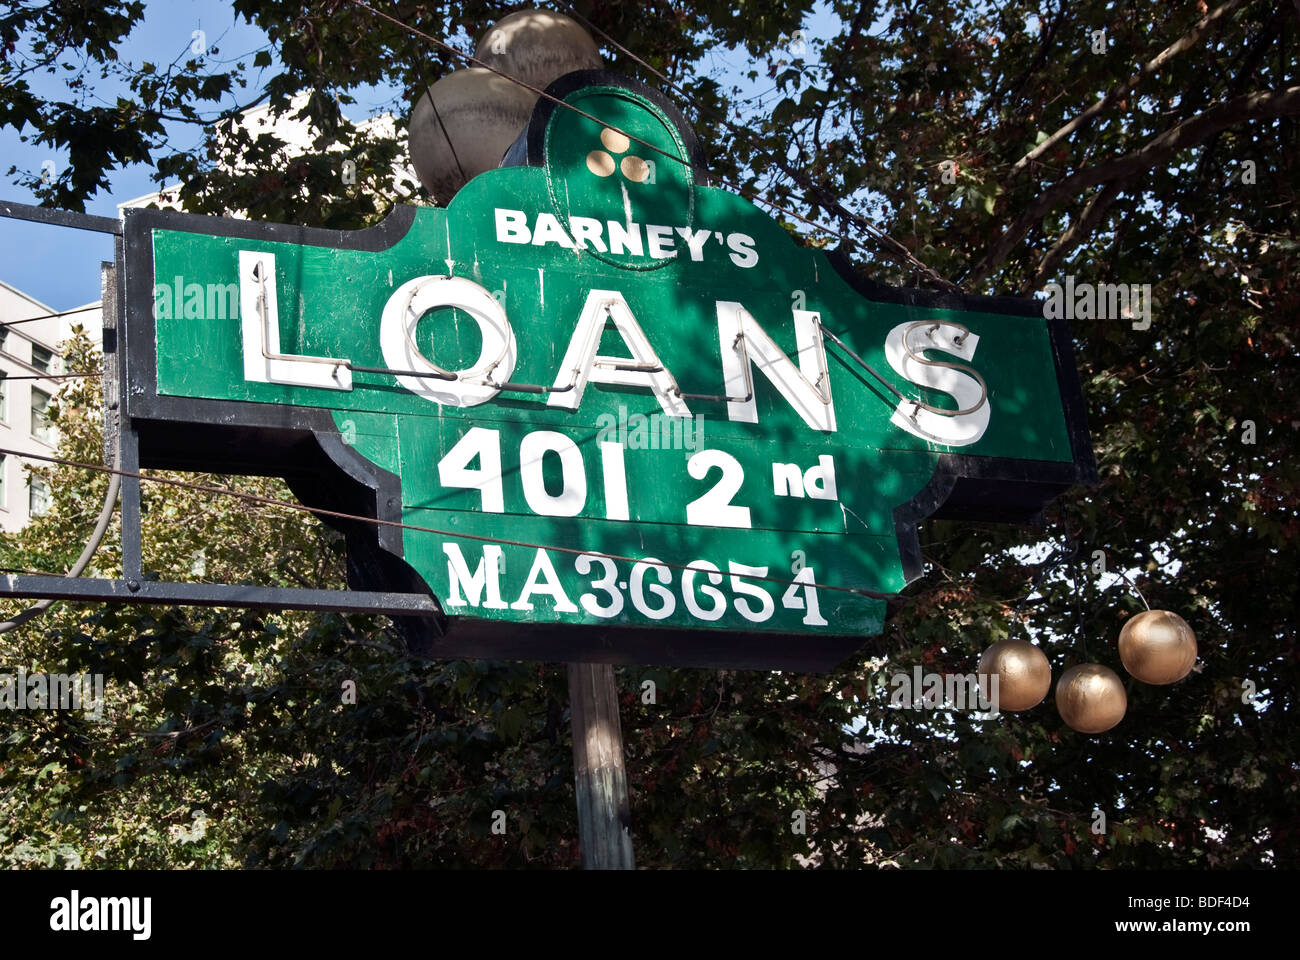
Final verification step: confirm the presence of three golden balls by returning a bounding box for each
[978,638,1052,711]
[1055,663,1127,734]
[1118,610,1198,685]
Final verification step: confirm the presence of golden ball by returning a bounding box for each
[474,11,603,92]
[1056,663,1127,734]
[1118,610,1198,685]
[978,639,1051,711]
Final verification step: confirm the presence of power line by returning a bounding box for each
[343,0,957,290]
[552,2,957,291]
[347,0,698,172]
[1,371,100,380]
[394,0,467,196]
[2,304,103,330]
[1,444,902,602]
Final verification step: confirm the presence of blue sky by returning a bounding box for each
[1,1,281,308]
[0,0,400,310]
[1,1,833,311]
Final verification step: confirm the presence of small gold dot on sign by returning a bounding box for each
[620,155,649,183]
[600,128,630,154]
[586,150,615,177]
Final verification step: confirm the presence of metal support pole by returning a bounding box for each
[108,247,142,585]
[567,662,635,870]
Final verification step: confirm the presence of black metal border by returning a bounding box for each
[0,198,120,235]
[433,616,865,673]
[0,574,440,616]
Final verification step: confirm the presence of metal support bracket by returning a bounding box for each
[0,574,442,617]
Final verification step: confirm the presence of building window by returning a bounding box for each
[31,344,54,374]
[29,476,50,517]
[0,327,7,353]
[31,388,54,444]
[0,372,6,421]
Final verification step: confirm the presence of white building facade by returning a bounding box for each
[0,281,101,531]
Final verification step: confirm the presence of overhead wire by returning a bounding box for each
[342,0,958,291]
[2,304,106,330]
[346,0,703,172]
[550,1,957,291]
[394,0,467,196]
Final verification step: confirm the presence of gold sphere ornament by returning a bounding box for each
[1055,663,1127,734]
[978,639,1051,711]
[1118,610,1198,685]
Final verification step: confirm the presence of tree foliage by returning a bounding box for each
[1,0,1296,868]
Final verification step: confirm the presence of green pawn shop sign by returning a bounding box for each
[124,73,1095,671]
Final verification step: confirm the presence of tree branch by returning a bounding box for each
[1010,0,1253,177]
[990,0,1068,118]
[1021,179,1127,293]
[812,0,874,150]
[968,84,1300,285]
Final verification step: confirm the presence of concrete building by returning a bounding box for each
[0,281,101,531]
